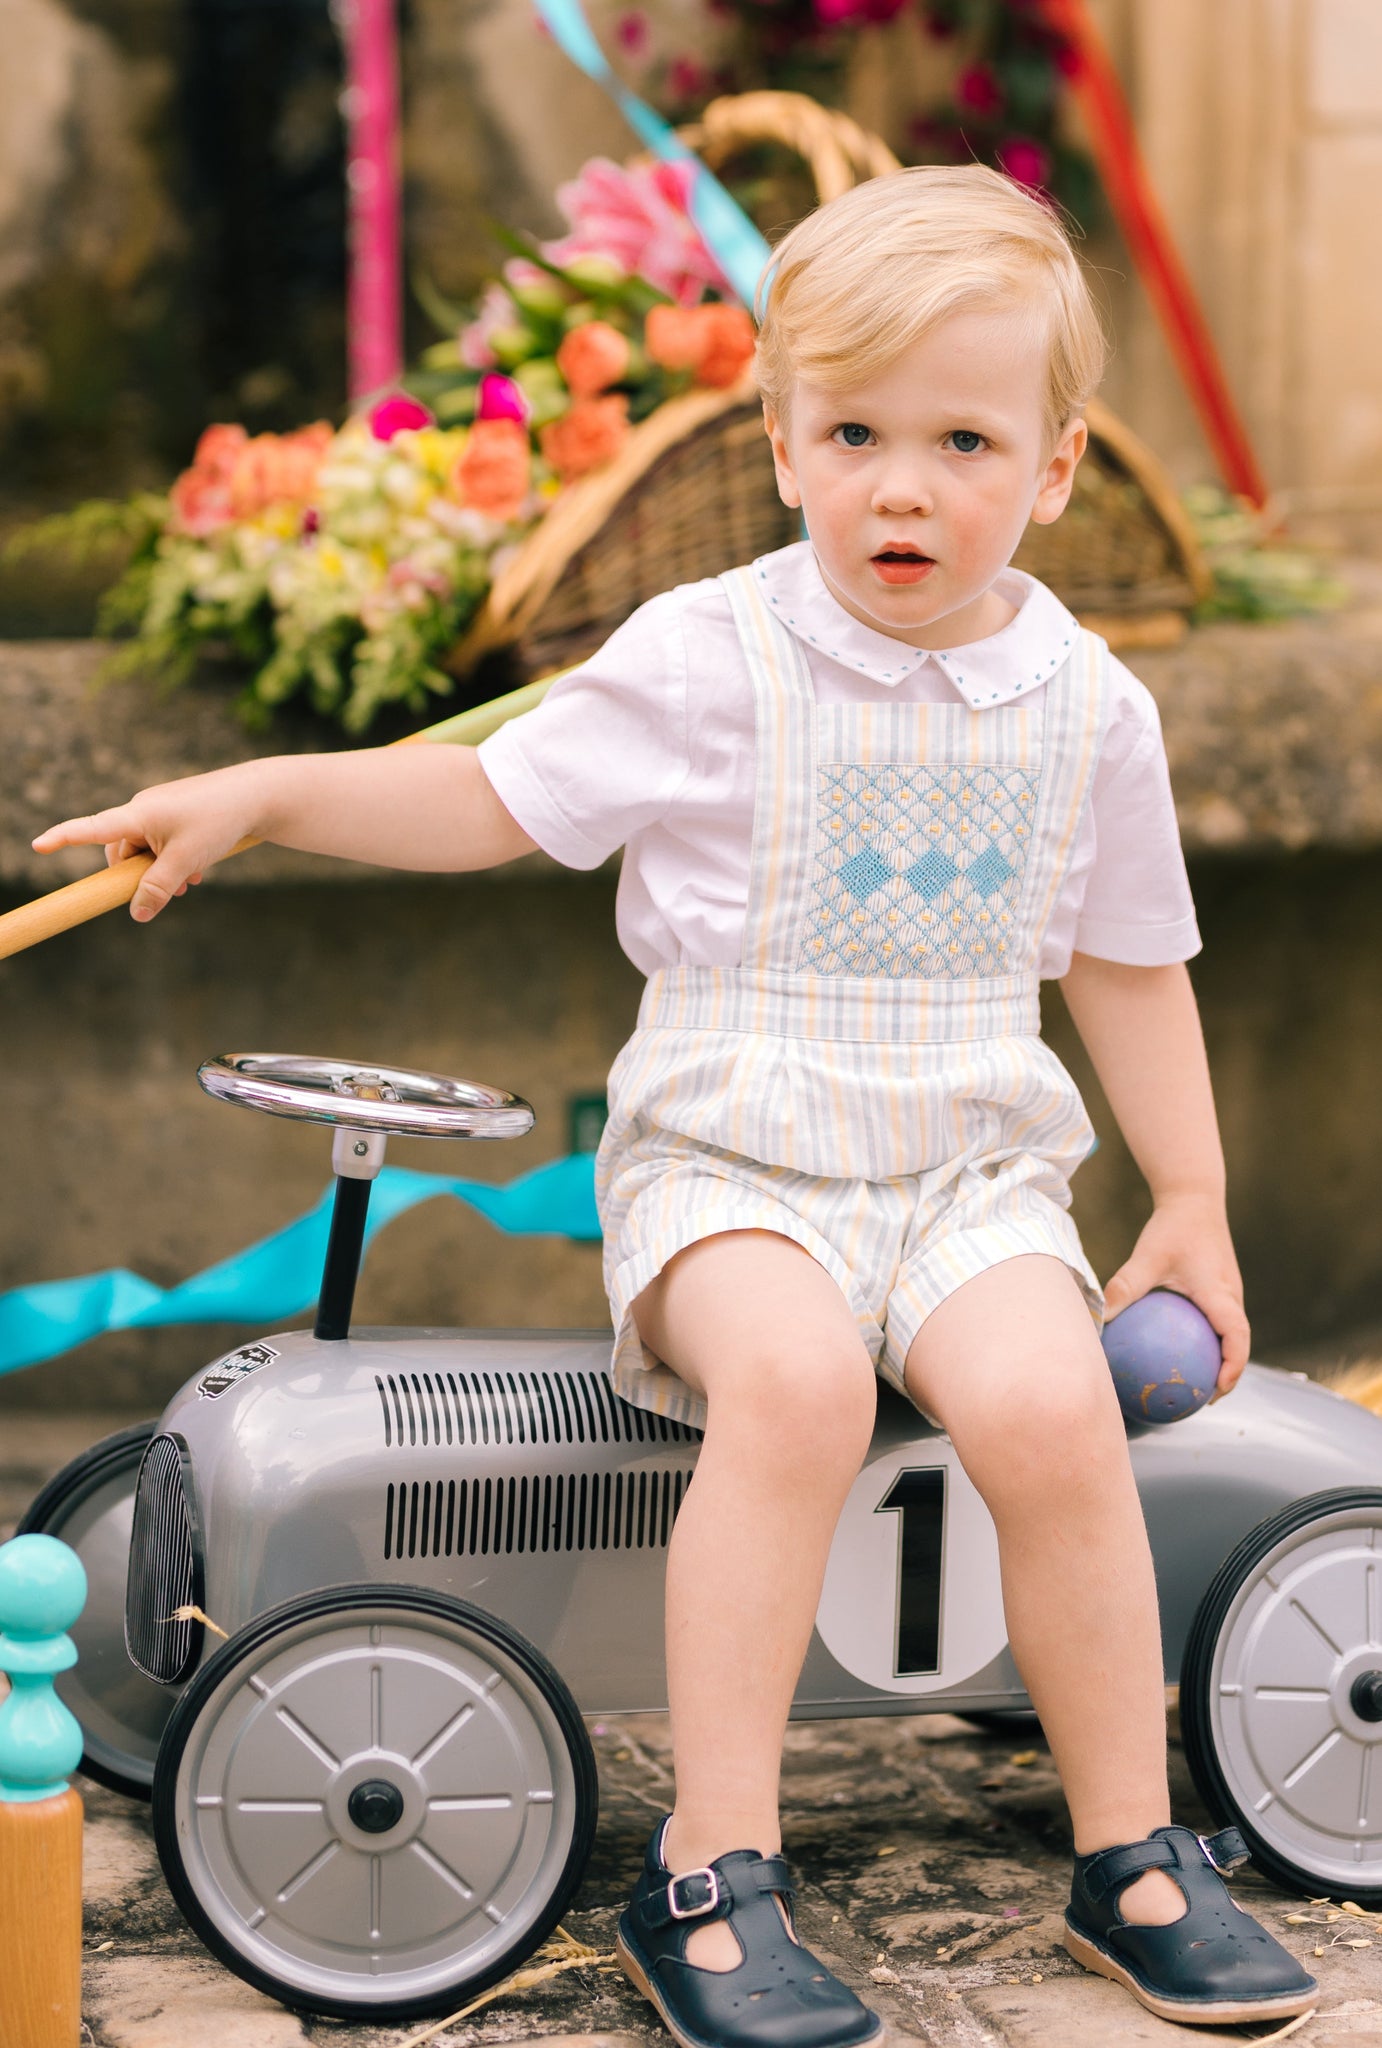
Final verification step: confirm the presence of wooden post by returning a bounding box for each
[0,1534,88,2048]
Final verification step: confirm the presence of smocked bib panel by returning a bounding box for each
[596,566,1108,1426]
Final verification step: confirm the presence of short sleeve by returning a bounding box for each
[476,589,692,870]
[1067,663,1201,967]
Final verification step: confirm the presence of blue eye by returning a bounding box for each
[950,430,984,454]
[836,423,872,447]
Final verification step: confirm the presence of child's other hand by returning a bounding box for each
[32,770,259,923]
[1102,1192,1249,1398]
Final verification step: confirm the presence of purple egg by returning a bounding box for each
[1102,1289,1222,1425]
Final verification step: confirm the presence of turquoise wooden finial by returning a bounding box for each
[0,1533,87,1802]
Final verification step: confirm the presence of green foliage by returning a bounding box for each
[1185,488,1351,624]
[2,494,165,568]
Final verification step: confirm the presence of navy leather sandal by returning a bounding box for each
[616,1817,883,2048]
[1064,1824,1318,2024]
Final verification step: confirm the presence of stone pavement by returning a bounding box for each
[5,1414,1381,2048]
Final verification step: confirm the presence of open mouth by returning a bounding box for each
[871,548,934,583]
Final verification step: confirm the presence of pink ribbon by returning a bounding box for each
[340,0,403,402]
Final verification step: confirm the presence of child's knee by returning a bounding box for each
[951,1352,1126,1502]
[710,1341,876,1470]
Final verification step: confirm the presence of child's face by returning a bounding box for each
[765,305,1086,648]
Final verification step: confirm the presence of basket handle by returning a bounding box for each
[679,90,901,206]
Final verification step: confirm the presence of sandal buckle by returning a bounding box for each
[1198,1831,1247,1875]
[667,1867,721,1920]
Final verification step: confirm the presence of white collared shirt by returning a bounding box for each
[478,541,1200,980]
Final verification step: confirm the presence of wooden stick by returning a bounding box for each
[0,670,563,963]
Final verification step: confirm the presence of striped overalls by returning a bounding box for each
[595,564,1108,1429]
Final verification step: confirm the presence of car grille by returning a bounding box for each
[384,1465,695,1560]
[374,1366,701,1451]
[125,1434,203,1684]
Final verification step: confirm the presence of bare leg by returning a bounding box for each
[904,1255,1185,1926]
[632,1230,878,1968]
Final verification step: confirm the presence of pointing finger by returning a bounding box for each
[34,809,150,856]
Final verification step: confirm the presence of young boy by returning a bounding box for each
[38,167,1316,2039]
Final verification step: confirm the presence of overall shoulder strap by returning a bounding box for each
[719,564,818,969]
[1021,627,1110,945]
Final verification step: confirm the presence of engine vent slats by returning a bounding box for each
[125,1433,203,1684]
[382,1466,694,1560]
[375,1368,701,1450]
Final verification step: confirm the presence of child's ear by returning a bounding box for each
[763,405,802,510]
[1029,416,1087,526]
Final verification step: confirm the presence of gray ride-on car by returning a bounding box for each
[20,1051,1382,2022]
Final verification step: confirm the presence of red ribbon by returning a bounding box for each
[1038,0,1269,507]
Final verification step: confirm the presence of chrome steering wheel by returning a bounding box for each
[197,1053,534,1143]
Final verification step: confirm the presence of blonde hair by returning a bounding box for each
[755,165,1106,452]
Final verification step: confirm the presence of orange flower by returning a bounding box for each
[539,393,631,481]
[169,423,247,534]
[168,466,235,537]
[228,424,332,519]
[556,319,631,398]
[645,302,755,388]
[644,304,703,372]
[190,422,248,480]
[693,303,756,388]
[169,419,331,534]
[451,416,532,521]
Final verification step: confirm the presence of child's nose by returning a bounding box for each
[871,465,935,516]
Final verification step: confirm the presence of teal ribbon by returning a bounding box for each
[0,1154,600,1377]
[533,0,772,309]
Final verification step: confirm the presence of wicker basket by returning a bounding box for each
[447,93,1208,680]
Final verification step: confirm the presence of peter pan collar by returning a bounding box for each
[751,540,1079,709]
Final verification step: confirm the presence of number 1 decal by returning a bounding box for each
[875,1467,945,1676]
[814,1439,1008,1696]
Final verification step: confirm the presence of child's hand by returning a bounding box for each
[32,766,264,922]
[1102,1192,1250,1397]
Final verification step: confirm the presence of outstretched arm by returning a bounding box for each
[33,745,537,922]
[1058,953,1249,1393]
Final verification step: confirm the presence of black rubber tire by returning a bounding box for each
[152,1583,599,2021]
[17,1419,170,1798]
[1181,1485,1382,1905]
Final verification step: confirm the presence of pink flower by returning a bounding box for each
[996,137,1052,190]
[388,559,451,605]
[666,54,707,100]
[954,63,1004,116]
[476,372,532,424]
[460,280,517,370]
[544,157,733,308]
[614,9,650,55]
[814,0,907,20]
[369,393,435,440]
